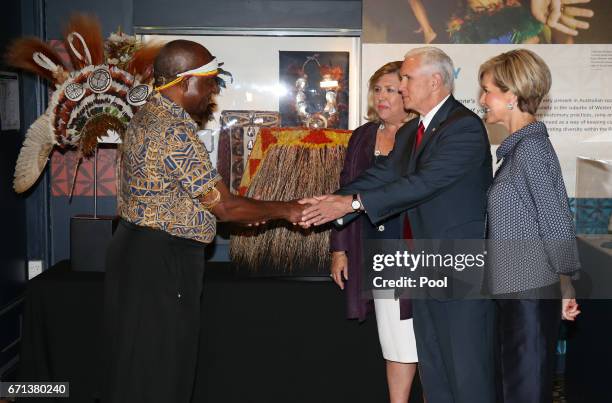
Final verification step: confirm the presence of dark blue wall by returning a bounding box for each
[1,0,29,306]
[45,0,360,37]
[45,0,134,38]
[133,0,361,29]
[1,0,47,380]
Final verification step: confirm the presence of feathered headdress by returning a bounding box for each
[6,14,162,193]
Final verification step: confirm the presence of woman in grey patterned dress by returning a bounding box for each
[478,49,580,403]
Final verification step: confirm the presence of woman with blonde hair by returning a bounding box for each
[330,61,419,403]
[479,48,580,403]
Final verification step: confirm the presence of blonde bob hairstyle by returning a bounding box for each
[365,61,412,123]
[478,49,551,115]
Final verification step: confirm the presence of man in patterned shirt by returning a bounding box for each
[104,40,304,403]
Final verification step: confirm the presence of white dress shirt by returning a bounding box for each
[420,94,450,130]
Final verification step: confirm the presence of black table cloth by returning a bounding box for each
[19,261,420,403]
[18,249,611,402]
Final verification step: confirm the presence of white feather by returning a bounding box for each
[13,112,55,193]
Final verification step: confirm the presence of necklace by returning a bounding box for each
[375,122,385,156]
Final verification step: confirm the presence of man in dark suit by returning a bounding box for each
[300,47,495,403]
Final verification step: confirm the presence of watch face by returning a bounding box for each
[351,200,361,210]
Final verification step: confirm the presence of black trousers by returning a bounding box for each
[413,299,496,403]
[496,299,561,403]
[103,220,206,403]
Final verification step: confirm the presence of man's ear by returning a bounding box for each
[179,76,191,92]
[431,72,443,91]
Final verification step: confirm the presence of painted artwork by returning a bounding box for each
[51,148,118,196]
[363,0,612,44]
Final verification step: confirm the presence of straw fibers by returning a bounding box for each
[230,142,347,273]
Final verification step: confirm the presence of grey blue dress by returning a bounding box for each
[486,121,580,403]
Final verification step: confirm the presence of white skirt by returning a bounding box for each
[373,291,419,363]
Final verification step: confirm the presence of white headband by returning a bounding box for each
[177,57,219,77]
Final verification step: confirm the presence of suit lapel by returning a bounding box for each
[413,96,458,161]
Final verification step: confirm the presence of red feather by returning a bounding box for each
[126,42,163,83]
[4,37,69,83]
[63,14,105,68]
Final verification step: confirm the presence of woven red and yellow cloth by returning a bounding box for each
[238,127,351,196]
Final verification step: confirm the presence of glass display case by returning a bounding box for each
[142,31,361,274]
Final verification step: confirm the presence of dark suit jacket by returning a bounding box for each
[337,96,492,304]
[339,95,492,240]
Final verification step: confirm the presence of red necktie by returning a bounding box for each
[415,121,425,149]
[402,121,425,240]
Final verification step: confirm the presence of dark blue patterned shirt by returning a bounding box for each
[119,92,220,243]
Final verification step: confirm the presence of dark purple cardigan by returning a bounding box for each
[330,121,412,321]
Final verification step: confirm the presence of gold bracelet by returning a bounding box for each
[200,187,221,209]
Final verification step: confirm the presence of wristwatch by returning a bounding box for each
[351,194,362,211]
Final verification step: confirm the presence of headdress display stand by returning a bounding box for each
[70,143,117,272]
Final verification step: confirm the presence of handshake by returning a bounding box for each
[202,182,355,228]
[271,194,356,228]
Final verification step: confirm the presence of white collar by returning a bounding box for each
[420,94,451,130]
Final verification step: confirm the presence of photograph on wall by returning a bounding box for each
[279,51,349,129]
[363,0,612,44]
[0,71,20,131]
